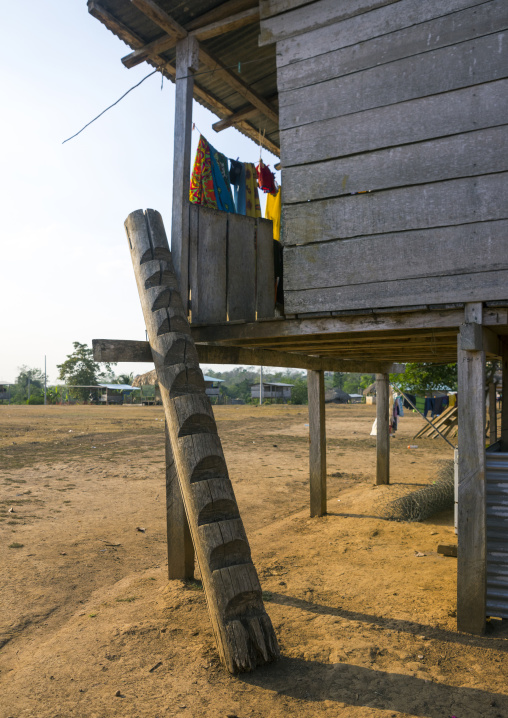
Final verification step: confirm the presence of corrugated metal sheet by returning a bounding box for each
[89,1,279,150]
[486,451,508,619]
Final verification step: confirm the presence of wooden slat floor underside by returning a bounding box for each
[191,306,508,363]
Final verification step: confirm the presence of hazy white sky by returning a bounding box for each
[0,1,279,384]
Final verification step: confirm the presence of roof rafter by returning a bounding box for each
[88,0,279,155]
[129,0,279,126]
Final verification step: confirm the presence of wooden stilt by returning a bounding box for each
[308,369,326,517]
[501,339,508,450]
[376,373,390,485]
[171,35,199,313]
[165,422,194,579]
[125,208,279,673]
[457,309,486,634]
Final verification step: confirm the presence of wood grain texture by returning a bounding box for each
[275,0,494,70]
[457,323,486,634]
[285,270,508,315]
[284,220,508,291]
[125,208,279,673]
[227,214,256,322]
[190,308,508,345]
[171,37,199,313]
[308,369,327,516]
[280,80,508,168]
[501,339,508,450]
[283,174,508,247]
[376,374,390,485]
[259,0,398,45]
[190,206,228,324]
[284,126,508,203]
[256,219,275,320]
[166,423,194,579]
[92,338,405,373]
[279,33,508,130]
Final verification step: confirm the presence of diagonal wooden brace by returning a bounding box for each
[124,208,279,673]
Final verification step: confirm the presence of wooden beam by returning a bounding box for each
[89,2,280,155]
[129,0,279,127]
[457,322,486,634]
[212,93,278,132]
[190,7,260,41]
[171,36,199,312]
[130,0,187,40]
[308,370,326,517]
[190,308,508,345]
[376,373,390,486]
[165,422,194,580]
[92,338,406,374]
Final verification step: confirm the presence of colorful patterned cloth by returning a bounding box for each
[189,135,217,209]
[245,162,261,218]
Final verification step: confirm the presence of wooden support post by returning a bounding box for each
[457,306,486,634]
[376,373,390,485]
[308,369,326,517]
[488,382,497,447]
[125,208,279,673]
[171,35,199,314]
[165,422,194,579]
[501,339,508,450]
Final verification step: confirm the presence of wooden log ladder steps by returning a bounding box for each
[125,208,279,673]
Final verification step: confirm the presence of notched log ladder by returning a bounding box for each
[125,208,279,674]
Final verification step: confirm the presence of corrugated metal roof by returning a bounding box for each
[88,0,279,152]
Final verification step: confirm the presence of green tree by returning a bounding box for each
[11,366,45,404]
[57,342,115,403]
[332,372,345,390]
[390,363,457,394]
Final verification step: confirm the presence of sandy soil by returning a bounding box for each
[0,403,507,718]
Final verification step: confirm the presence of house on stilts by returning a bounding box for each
[89,0,508,640]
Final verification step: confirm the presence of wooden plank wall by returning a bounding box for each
[188,204,275,324]
[260,0,508,314]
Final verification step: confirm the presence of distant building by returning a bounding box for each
[0,381,13,402]
[132,370,223,404]
[251,382,293,403]
[348,394,364,404]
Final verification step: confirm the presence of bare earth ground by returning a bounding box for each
[0,404,507,718]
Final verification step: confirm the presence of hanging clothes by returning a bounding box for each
[189,135,217,209]
[265,187,282,240]
[230,159,246,215]
[256,160,277,195]
[209,144,236,213]
[245,163,261,218]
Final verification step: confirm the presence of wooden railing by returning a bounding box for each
[188,204,275,325]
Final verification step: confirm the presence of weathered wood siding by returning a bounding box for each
[260,0,508,314]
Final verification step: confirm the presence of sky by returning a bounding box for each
[0,0,280,385]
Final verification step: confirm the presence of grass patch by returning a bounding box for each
[116,596,137,603]
[184,579,203,592]
[8,542,24,549]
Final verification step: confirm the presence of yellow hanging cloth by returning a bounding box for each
[265,187,281,240]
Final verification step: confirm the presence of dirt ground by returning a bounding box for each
[1,403,507,718]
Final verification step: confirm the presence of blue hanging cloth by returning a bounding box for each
[229,158,246,215]
[209,144,236,213]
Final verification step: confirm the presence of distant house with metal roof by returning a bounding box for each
[132,370,224,404]
[0,381,14,403]
[251,381,293,403]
